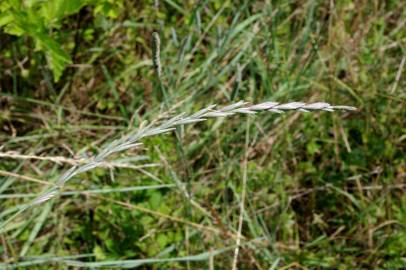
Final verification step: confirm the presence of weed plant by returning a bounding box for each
[0,1,405,269]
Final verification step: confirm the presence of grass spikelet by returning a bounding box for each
[152,32,162,78]
[0,100,356,224]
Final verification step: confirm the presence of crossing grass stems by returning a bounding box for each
[0,101,356,235]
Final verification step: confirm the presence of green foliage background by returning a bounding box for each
[0,0,405,269]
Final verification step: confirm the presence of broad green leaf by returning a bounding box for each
[36,33,72,81]
[0,0,105,80]
[40,0,93,26]
[0,13,13,27]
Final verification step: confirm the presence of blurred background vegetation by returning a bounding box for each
[0,0,405,269]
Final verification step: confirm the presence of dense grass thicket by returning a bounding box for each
[0,0,405,269]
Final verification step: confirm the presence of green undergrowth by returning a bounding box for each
[0,0,405,269]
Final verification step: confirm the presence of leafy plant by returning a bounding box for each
[0,0,121,81]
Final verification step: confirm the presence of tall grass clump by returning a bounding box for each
[4,0,404,268]
[0,101,356,218]
[0,27,359,268]
[0,98,356,270]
